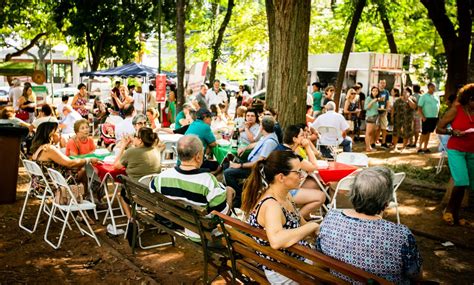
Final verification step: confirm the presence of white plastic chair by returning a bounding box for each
[19,160,55,233]
[436,135,448,175]
[307,172,331,213]
[387,172,406,224]
[44,168,100,249]
[161,145,178,169]
[138,174,159,188]
[329,175,356,210]
[316,126,340,160]
[336,152,369,167]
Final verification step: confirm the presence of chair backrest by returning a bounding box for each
[138,174,159,186]
[47,168,69,189]
[119,175,219,241]
[393,172,406,193]
[317,126,340,145]
[336,152,369,167]
[23,160,44,177]
[335,175,356,192]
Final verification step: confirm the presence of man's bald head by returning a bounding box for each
[177,135,203,161]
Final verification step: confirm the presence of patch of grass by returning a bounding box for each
[384,163,450,185]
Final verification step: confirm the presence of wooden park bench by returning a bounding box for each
[213,211,392,285]
[119,175,232,284]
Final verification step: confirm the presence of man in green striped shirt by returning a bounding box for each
[150,135,234,240]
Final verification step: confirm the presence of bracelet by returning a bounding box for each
[240,163,244,169]
[446,128,453,136]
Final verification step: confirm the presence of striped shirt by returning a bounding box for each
[150,166,228,239]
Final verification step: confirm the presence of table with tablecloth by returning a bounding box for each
[213,145,252,165]
[93,162,127,182]
[70,151,112,161]
[317,161,358,184]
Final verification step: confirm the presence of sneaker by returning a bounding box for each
[424,149,431,153]
[371,144,376,148]
[417,149,424,153]
[381,143,389,149]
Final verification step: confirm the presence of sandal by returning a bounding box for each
[442,212,455,226]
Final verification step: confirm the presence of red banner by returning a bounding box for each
[155,74,167,103]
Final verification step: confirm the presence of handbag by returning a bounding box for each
[54,184,85,205]
[15,109,29,121]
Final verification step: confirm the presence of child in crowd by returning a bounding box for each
[234,106,247,130]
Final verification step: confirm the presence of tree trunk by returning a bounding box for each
[209,0,235,84]
[265,0,311,128]
[468,32,474,83]
[378,3,398,54]
[420,0,472,98]
[176,0,187,112]
[334,0,366,112]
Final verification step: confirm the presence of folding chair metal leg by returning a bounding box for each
[136,222,174,250]
[19,182,52,233]
[44,205,71,250]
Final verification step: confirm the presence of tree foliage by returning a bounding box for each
[54,0,159,71]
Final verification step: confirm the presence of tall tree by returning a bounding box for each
[334,0,366,111]
[209,0,235,83]
[420,0,472,97]
[265,0,311,128]
[176,0,187,111]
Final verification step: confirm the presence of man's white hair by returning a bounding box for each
[325,101,336,111]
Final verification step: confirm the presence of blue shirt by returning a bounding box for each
[378,89,389,109]
[247,132,279,162]
[185,119,216,150]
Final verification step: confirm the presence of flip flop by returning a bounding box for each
[442,212,455,226]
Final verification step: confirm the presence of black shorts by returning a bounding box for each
[421,117,438,134]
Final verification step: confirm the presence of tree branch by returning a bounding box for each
[4,32,47,61]
[420,0,457,50]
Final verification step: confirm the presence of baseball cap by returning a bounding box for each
[197,108,212,120]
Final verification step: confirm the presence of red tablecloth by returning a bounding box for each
[93,163,126,182]
[317,162,358,184]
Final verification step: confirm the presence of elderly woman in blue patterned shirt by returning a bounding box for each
[317,166,422,284]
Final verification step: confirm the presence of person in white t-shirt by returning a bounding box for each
[32,104,58,129]
[311,101,352,158]
[8,79,23,111]
[56,95,70,120]
[60,105,82,138]
[207,80,228,108]
[133,86,145,114]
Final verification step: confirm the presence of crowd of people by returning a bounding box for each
[2,76,473,284]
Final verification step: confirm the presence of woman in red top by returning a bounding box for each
[437,83,474,226]
[66,119,96,156]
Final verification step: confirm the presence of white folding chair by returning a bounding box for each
[436,135,448,175]
[44,168,100,249]
[161,145,178,169]
[316,126,340,160]
[308,172,331,213]
[336,152,369,167]
[85,162,109,220]
[387,172,406,224]
[100,173,127,231]
[133,174,174,249]
[329,175,356,210]
[19,160,55,233]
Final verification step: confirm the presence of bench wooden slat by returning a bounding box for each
[226,226,344,284]
[232,259,269,285]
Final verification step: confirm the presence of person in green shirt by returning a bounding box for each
[417,82,440,153]
[174,103,193,129]
[168,90,176,124]
[312,82,323,117]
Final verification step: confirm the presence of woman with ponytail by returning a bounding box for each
[241,150,320,284]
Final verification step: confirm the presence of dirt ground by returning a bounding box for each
[1,136,473,284]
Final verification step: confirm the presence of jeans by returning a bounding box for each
[320,137,352,158]
[223,167,251,208]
